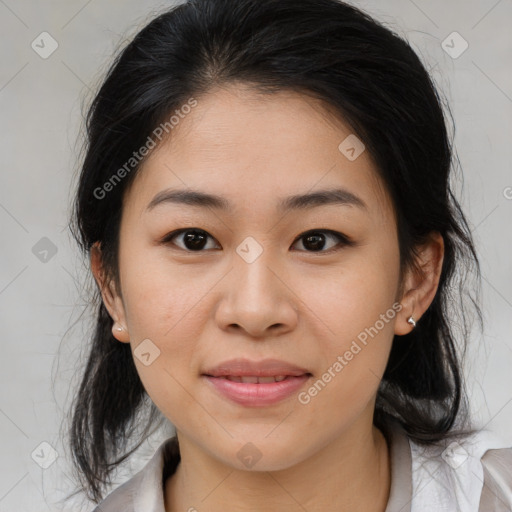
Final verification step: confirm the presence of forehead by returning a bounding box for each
[124,85,393,221]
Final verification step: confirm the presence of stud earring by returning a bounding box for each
[113,323,124,332]
[407,316,416,328]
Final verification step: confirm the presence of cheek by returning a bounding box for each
[118,240,208,337]
[119,257,210,424]
[300,242,400,401]
[117,248,209,397]
[304,240,399,338]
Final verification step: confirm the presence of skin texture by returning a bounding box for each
[91,84,444,512]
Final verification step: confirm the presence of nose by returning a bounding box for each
[214,246,299,338]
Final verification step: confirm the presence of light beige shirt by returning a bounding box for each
[92,418,512,512]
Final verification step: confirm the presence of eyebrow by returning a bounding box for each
[145,187,367,214]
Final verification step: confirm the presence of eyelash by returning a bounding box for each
[160,228,354,254]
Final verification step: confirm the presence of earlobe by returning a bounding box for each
[112,322,130,343]
[90,242,130,343]
[394,232,444,336]
[394,303,418,335]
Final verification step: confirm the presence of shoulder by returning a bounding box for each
[90,437,179,512]
[90,473,141,511]
[407,427,512,512]
[479,446,512,511]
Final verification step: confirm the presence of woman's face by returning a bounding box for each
[97,85,419,470]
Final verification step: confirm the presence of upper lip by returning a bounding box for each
[202,358,311,377]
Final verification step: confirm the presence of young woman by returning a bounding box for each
[66,0,512,510]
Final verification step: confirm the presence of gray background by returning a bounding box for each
[0,0,511,510]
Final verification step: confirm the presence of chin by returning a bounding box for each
[214,437,309,473]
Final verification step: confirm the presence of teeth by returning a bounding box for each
[220,375,290,383]
[257,376,278,383]
[240,376,259,383]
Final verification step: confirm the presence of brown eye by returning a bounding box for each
[162,229,220,251]
[291,230,353,252]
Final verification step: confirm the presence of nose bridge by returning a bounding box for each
[232,234,279,302]
[214,234,298,335]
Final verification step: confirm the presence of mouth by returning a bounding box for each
[201,358,313,406]
[202,373,312,406]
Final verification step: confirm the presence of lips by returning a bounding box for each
[202,358,312,406]
[202,357,311,379]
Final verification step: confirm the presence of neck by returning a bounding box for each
[165,414,391,512]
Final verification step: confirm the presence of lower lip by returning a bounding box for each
[203,375,311,407]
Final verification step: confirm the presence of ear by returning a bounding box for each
[394,232,444,335]
[90,241,130,343]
